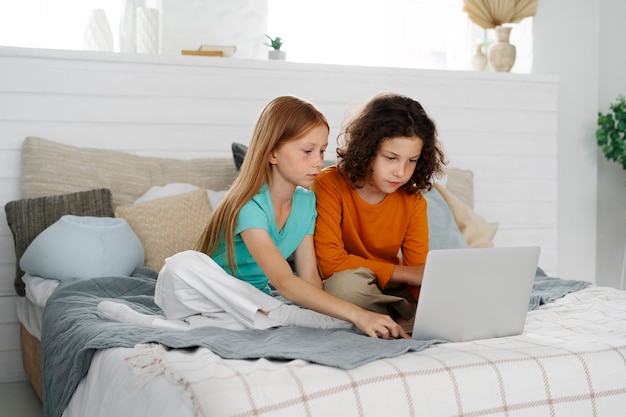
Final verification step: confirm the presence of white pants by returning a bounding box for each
[98,250,351,331]
[155,250,285,330]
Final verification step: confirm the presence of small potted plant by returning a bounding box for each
[596,94,626,171]
[265,35,286,60]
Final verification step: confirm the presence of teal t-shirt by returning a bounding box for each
[212,184,316,294]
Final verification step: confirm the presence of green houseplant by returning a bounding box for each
[596,94,626,170]
[265,35,286,60]
[265,35,284,50]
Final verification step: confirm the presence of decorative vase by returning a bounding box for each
[488,26,516,72]
[268,50,286,60]
[136,8,160,54]
[119,0,140,53]
[469,42,487,71]
[82,9,114,52]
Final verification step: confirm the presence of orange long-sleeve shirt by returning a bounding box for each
[311,166,429,291]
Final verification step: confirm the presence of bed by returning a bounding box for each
[6,136,626,417]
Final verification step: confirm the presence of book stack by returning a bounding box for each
[181,45,236,57]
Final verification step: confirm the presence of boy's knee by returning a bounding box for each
[323,268,389,312]
[324,268,377,293]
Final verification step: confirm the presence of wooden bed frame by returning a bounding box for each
[20,324,42,400]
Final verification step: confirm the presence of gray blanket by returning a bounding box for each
[41,267,590,417]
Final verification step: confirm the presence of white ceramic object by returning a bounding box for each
[469,42,487,71]
[136,8,160,54]
[82,9,114,52]
[119,0,140,52]
[488,26,516,72]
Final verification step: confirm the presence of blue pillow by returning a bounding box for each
[20,215,144,281]
[424,187,468,250]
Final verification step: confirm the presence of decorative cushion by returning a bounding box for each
[20,137,237,207]
[434,183,498,248]
[20,215,144,281]
[4,188,114,296]
[115,189,213,271]
[231,142,248,171]
[445,167,474,209]
[424,187,468,250]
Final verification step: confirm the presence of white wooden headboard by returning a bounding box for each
[0,46,559,283]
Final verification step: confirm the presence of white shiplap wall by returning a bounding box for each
[0,46,558,382]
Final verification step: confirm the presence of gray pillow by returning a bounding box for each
[231,141,335,172]
[4,188,114,296]
[424,187,468,250]
[231,142,248,171]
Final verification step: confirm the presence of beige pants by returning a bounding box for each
[323,267,416,320]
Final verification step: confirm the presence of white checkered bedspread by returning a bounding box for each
[127,286,626,417]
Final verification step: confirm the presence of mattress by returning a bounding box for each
[16,296,44,340]
[16,273,53,340]
[19,273,626,417]
[64,286,626,417]
[62,348,193,417]
[16,274,195,417]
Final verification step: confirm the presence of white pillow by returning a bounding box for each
[207,189,228,209]
[135,183,228,209]
[23,273,60,308]
[134,183,199,204]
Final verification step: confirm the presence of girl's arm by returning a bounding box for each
[292,234,323,289]
[240,228,409,339]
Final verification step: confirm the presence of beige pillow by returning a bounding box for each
[445,167,474,209]
[20,137,237,207]
[115,189,212,271]
[434,183,498,248]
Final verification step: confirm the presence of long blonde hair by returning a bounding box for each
[195,96,329,273]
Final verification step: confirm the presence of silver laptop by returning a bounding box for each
[411,246,540,342]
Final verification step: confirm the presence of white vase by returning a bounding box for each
[268,50,286,60]
[469,42,487,71]
[136,8,160,54]
[119,0,141,52]
[82,9,114,52]
[488,26,516,72]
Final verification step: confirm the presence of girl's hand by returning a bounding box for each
[354,310,410,339]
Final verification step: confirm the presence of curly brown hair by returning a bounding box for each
[336,92,446,194]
